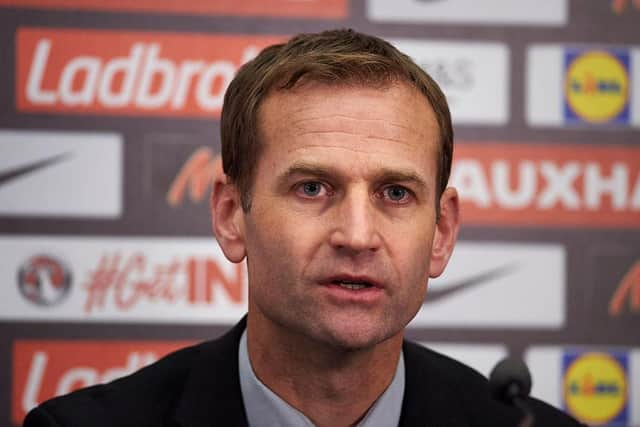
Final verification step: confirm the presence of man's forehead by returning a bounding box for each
[257,80,438,142]
[253,81,440,190]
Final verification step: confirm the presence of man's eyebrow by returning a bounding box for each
[277,162,339,183]
[373,168,429,191]
[277,163,429,191]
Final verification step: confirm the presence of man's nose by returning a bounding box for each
[328,188,382,254]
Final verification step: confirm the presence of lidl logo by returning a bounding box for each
[564,49,630,124]
[562,351,628,425]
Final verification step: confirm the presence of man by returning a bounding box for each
[25,29,582,427]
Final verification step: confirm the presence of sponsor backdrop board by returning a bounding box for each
[0,130,122,217]
[0,235,247,323]
[0,0,638,425]
[526,346,640,426]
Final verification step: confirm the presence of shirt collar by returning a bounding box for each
[238,329,405,427]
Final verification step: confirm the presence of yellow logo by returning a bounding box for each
[565,51,629,123]
[563,352,627,424]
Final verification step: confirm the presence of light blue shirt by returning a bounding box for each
[238,329,405,427]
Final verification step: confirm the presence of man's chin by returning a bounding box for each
[313,323,402,353]
[255,307,405,352]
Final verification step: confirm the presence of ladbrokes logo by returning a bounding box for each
[18,255,72,306]
[450,143,640,227]
[609,260,640,316]
[12,340,192,424]
[17,28,284,117]
[564,49,630,124]
[562,351,628,425]
[1,0,346,18]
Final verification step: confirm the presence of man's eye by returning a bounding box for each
[303,182,322,196]
[383,185,411,203]
[296,181,327,198]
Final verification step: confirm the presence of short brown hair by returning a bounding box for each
[220,28,453,212]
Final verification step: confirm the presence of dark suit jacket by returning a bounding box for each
[24,318,582,427]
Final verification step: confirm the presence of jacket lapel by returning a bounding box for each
[399,341,525,427]
[399,341,470,427]
[173,318,249,427]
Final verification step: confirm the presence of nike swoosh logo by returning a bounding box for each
[0,152,71,187]
[424,263,518,304]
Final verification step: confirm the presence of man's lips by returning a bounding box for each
[320,274,384,291]
[315,273,386,305]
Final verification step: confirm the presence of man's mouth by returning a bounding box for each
[329,279,376,291]
[322,275,384,303]
[331,279,374,290]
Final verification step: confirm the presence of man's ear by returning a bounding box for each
[429,187,460,278]
[210,165,247,263]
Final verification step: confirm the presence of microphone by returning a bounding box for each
[489,357,535,427]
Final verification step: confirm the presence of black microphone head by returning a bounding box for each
[489,357,532,404]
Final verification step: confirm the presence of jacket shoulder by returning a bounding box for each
[401,341,584,427]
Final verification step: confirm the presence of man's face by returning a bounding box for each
[220,81,457,350]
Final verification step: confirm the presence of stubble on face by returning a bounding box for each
[243,81,442,352]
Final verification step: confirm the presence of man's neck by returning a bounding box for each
[246,312,404,427]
